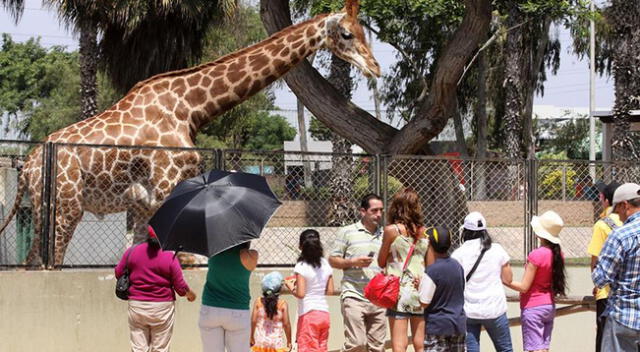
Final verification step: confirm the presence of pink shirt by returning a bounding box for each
[520,246,560,309]
[115,243,190,302]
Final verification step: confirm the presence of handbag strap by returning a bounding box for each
[465,247,488,282]
[395,224,417,273]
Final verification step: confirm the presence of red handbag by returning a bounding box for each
[364,239,416,309]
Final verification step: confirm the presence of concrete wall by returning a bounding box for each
[1,267,596,352]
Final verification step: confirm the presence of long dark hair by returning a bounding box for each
[387,188,424,239]
[262,291,279,320]
[298,229,323,268]
[462,229,492,251]
[542,239,567,296]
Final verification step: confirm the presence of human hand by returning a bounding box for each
[186,290,196,302]
[350,256,373,268]
[592,286,598,296]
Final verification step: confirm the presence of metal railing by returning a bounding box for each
[0,140,635,268]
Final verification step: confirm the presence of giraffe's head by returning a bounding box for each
[323,0,380,78]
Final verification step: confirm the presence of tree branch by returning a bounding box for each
[387,0,492,154]
[260,0,397,154]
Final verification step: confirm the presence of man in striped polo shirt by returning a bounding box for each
[329,193,386,352]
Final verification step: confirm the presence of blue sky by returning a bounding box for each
[0,0,616,123]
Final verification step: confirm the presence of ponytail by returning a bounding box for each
[298,229,323,268]
[462,229,493,252]
[549,243,567,296]
[262,292,279,320]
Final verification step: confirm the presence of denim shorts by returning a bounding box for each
[386,309,422,319]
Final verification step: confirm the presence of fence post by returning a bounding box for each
[374,154,381,196]
[524,158,539,258]
[215,149,225,171]
[381,155,389,222]
[562,164,567,202]
[41,142,55,268]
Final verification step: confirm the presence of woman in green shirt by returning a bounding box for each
[199,242,259,352]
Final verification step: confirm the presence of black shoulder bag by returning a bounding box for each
[466,247,488,282]
[115,244,139,300]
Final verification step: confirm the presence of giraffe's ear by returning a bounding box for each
[344,0,360,19]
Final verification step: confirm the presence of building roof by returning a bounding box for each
[595,110,640,123]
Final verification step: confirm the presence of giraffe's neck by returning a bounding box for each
[147,13,332,138]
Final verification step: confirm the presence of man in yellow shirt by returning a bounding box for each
[588,181,622,352]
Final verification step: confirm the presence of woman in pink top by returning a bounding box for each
[506,211,567,352]
[115,225,197,352]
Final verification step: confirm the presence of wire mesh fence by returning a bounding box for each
[0,140,636,268]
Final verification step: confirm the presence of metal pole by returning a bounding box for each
[589,0,597,178]
[562,165,567,202]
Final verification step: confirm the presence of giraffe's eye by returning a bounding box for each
[341,32,354,40]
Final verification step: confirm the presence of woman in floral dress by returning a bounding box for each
[378,188,431,352]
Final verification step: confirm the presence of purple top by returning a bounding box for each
[115,242,190,302]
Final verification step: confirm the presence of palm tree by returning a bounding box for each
[49,1,237,119]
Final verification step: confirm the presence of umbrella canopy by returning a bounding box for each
[149,170,281,257]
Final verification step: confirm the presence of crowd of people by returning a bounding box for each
[114,181,640,352]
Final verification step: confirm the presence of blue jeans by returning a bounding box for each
[466,313,513,352]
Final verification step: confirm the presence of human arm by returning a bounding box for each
[505,262,537,293]
[328,228,372,269]
[418,273,436,309]
[169,255,193,298]
[250,300,258,346]
[501,263,513,285]
[325,275,334,296]
[240,249,259,271]
[284,273,307,299]
[592,234,623,288]
[377,225,398,268]
[114,247,131,278]
[282,300,292,349]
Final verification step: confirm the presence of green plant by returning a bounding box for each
[353,175,404,199]
[299,186,330,200]
[539,167,576,199]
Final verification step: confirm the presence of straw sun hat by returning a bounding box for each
[530,210,563,244]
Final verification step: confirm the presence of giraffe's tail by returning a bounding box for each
[0,168,27,236]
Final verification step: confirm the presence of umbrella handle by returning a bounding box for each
[173,245,184,260]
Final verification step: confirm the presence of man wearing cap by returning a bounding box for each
[588,181,622,352]
[593,183,640,351]
[329,193,387,352]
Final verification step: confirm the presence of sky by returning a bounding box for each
[0,0,616,136]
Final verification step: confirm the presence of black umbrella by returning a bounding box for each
[149,169,282,257]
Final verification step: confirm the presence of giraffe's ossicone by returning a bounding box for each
[0,0,380,267]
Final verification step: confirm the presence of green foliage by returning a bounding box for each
[537,151,576,199]
[536,115,601,160]
[309,117,332,141]
[354,175,403,199]
[195,5,296,151]
[0,34,120,140]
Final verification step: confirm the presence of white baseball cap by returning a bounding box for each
[463,212,487,231]
[612,183,640,207]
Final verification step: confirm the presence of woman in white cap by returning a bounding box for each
[451,212,514,352]
[506,210,567,352]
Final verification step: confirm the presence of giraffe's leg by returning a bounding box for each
[24,185,44,267]
[51,195,84,268]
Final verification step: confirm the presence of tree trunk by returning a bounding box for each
[503,5,526,160]
[452,98,469,157]
[609,1,640,161]
[328,55,356,226]
[79,23,98,120]
[523,18,552,159]
[475,50,488,200]
[296,99,313,188]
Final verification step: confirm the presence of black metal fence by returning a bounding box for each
[0,140,636,268]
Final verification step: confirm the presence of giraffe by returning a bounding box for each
[0,0,380,267]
